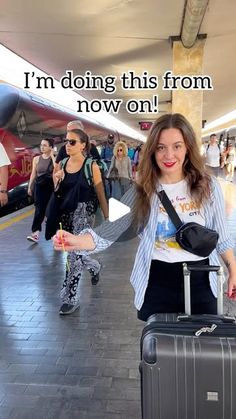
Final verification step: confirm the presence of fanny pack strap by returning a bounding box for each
[157,190,183,230]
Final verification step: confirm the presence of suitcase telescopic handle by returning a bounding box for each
[182,263,224,316]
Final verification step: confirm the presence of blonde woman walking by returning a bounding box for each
[107,141,132,198]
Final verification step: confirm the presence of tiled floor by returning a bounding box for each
[0,177,236,419]
[0,209,142,419]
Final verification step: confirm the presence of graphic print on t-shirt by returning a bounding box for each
[155,217,178,250]
[155,182,203,252]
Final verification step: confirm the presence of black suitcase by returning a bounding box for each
[140,264,236,419]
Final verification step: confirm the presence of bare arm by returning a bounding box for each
[220,249,236,300]
[53,164,65,188]
[53,161,60,176]
[28,156,39,196]
[0,165,9,206]
[128,157,133,179]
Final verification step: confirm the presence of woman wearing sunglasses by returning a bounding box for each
[106,141,133,199]
[54,128,108,315]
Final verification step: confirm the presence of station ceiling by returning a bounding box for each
[0,0,236,134]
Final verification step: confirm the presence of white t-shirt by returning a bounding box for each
[152,179,206,263]
[205,144,220,167]
[0,143,11,167]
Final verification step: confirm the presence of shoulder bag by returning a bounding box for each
[157,190,219,257]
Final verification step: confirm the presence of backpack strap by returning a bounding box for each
[60,157,69,169]
[98,159,108,174]
[84,157,94,186]
[206,144,220,151]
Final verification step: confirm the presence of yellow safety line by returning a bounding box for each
[0,209,34,231]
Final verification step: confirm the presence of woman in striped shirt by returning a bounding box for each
[52,114,236,321]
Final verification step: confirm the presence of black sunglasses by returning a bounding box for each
[117,148,123,152]
[64,139,80,146]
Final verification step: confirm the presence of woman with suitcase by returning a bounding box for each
[52,113,236,320]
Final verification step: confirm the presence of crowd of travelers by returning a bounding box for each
[25,120,142,314]
[7,116,234,317]
[52,113,236,320]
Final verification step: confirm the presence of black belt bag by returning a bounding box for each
[158,190,219,257]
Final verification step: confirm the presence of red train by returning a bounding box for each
[0,83,139,216]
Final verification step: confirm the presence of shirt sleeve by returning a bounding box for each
[210,178,235,253]
[77,185,137,254]
[128,157,132,178]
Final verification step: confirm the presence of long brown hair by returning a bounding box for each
[135,113,211,227]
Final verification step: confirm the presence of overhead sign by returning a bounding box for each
[139,121,153,131]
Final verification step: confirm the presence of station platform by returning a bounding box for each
[0,176,236,419]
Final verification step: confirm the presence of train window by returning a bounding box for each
[27,93,45,105]
[16,111,27,138]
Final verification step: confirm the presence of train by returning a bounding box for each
[0,83,141,216]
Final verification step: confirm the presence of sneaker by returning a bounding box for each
[27,233,39,243]
[91,271,100,285]
[59,303,80,315]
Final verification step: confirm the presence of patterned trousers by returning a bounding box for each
[60,201,100,305]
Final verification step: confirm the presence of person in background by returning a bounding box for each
[128,146,135,161]
[100,134,115,169]
[54,121,85,174]
[90,139,101,160]
[0,143,11,207]
[53,128,108,315]
[225,143,235,182]
[27,138,55,243]
[133,144,144,178]
[107,141,133,198]
[205,133,220,177]
[219,140,227,169]
[52,113,236,321]
[100,134,115,198]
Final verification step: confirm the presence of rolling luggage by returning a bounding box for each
[140,264,236,419]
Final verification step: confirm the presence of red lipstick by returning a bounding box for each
[163,162,176,168]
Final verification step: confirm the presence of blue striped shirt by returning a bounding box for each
[80,177,235,310]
